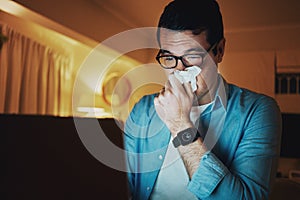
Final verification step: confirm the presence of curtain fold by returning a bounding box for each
[0,24,73,116]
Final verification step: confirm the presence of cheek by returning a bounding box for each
[196,74,208,91]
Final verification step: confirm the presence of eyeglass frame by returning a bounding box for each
[155,42,218,69]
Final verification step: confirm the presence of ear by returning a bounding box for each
[216,38,225,63]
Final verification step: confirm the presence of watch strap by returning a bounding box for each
[172,127,199,148]
[172,136,181,148]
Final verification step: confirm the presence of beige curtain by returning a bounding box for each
[0,24,73,116]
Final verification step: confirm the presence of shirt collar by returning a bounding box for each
[205,74,228,114]
[214,74,228,110]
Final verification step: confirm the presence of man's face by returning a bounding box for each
[158,28,219,103]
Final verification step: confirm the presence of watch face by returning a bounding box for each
[173,128,199,147]
[182,132,193,142]
[180,130,197,145]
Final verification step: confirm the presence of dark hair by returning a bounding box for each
[157,0,224,47]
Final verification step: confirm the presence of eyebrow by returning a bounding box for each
[159,49,171,54]
[160,47,206,55]
[184,47,206,53]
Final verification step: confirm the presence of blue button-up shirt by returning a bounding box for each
[124,77,282,200]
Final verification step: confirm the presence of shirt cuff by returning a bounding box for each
[187,152,229,199]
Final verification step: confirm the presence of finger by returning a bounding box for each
[165,79,172,91]
[159,87,165,95]
[154,96,161,106]
[182,81,194,99]
[156,91,168,103]
[154,97,166,120]
[168,74,185,97]
[169,74,181,87]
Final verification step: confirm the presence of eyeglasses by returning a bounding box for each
[156,43,217,69]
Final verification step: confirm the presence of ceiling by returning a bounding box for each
[8,0,300,53]
[92,0,300,33]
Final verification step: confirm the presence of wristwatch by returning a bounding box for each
[172,127,200,148]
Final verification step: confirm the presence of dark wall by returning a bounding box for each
[0,114,129,200]
[280,113,300,158]
[1,113,300,199]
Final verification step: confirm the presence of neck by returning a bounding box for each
[194,91,212,106]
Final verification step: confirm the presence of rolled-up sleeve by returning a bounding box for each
[188,152,229,198]
[188,95,282,200]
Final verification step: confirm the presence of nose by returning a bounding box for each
[175,59,186,71]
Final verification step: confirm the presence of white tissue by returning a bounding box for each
[173,66,201,91]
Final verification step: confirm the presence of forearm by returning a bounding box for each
[178,138,207,178]
[188,152,277,200]
[168,118,208,178]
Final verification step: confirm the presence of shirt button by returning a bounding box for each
[158,155,163,160]
[147,187,150,191]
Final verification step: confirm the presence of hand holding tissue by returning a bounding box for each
[173,66,201,92]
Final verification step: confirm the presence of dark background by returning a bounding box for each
[280,113,300,158]
[0,114,129,200]
[1,113,300,199]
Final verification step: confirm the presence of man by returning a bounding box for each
[124,0,282,199]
